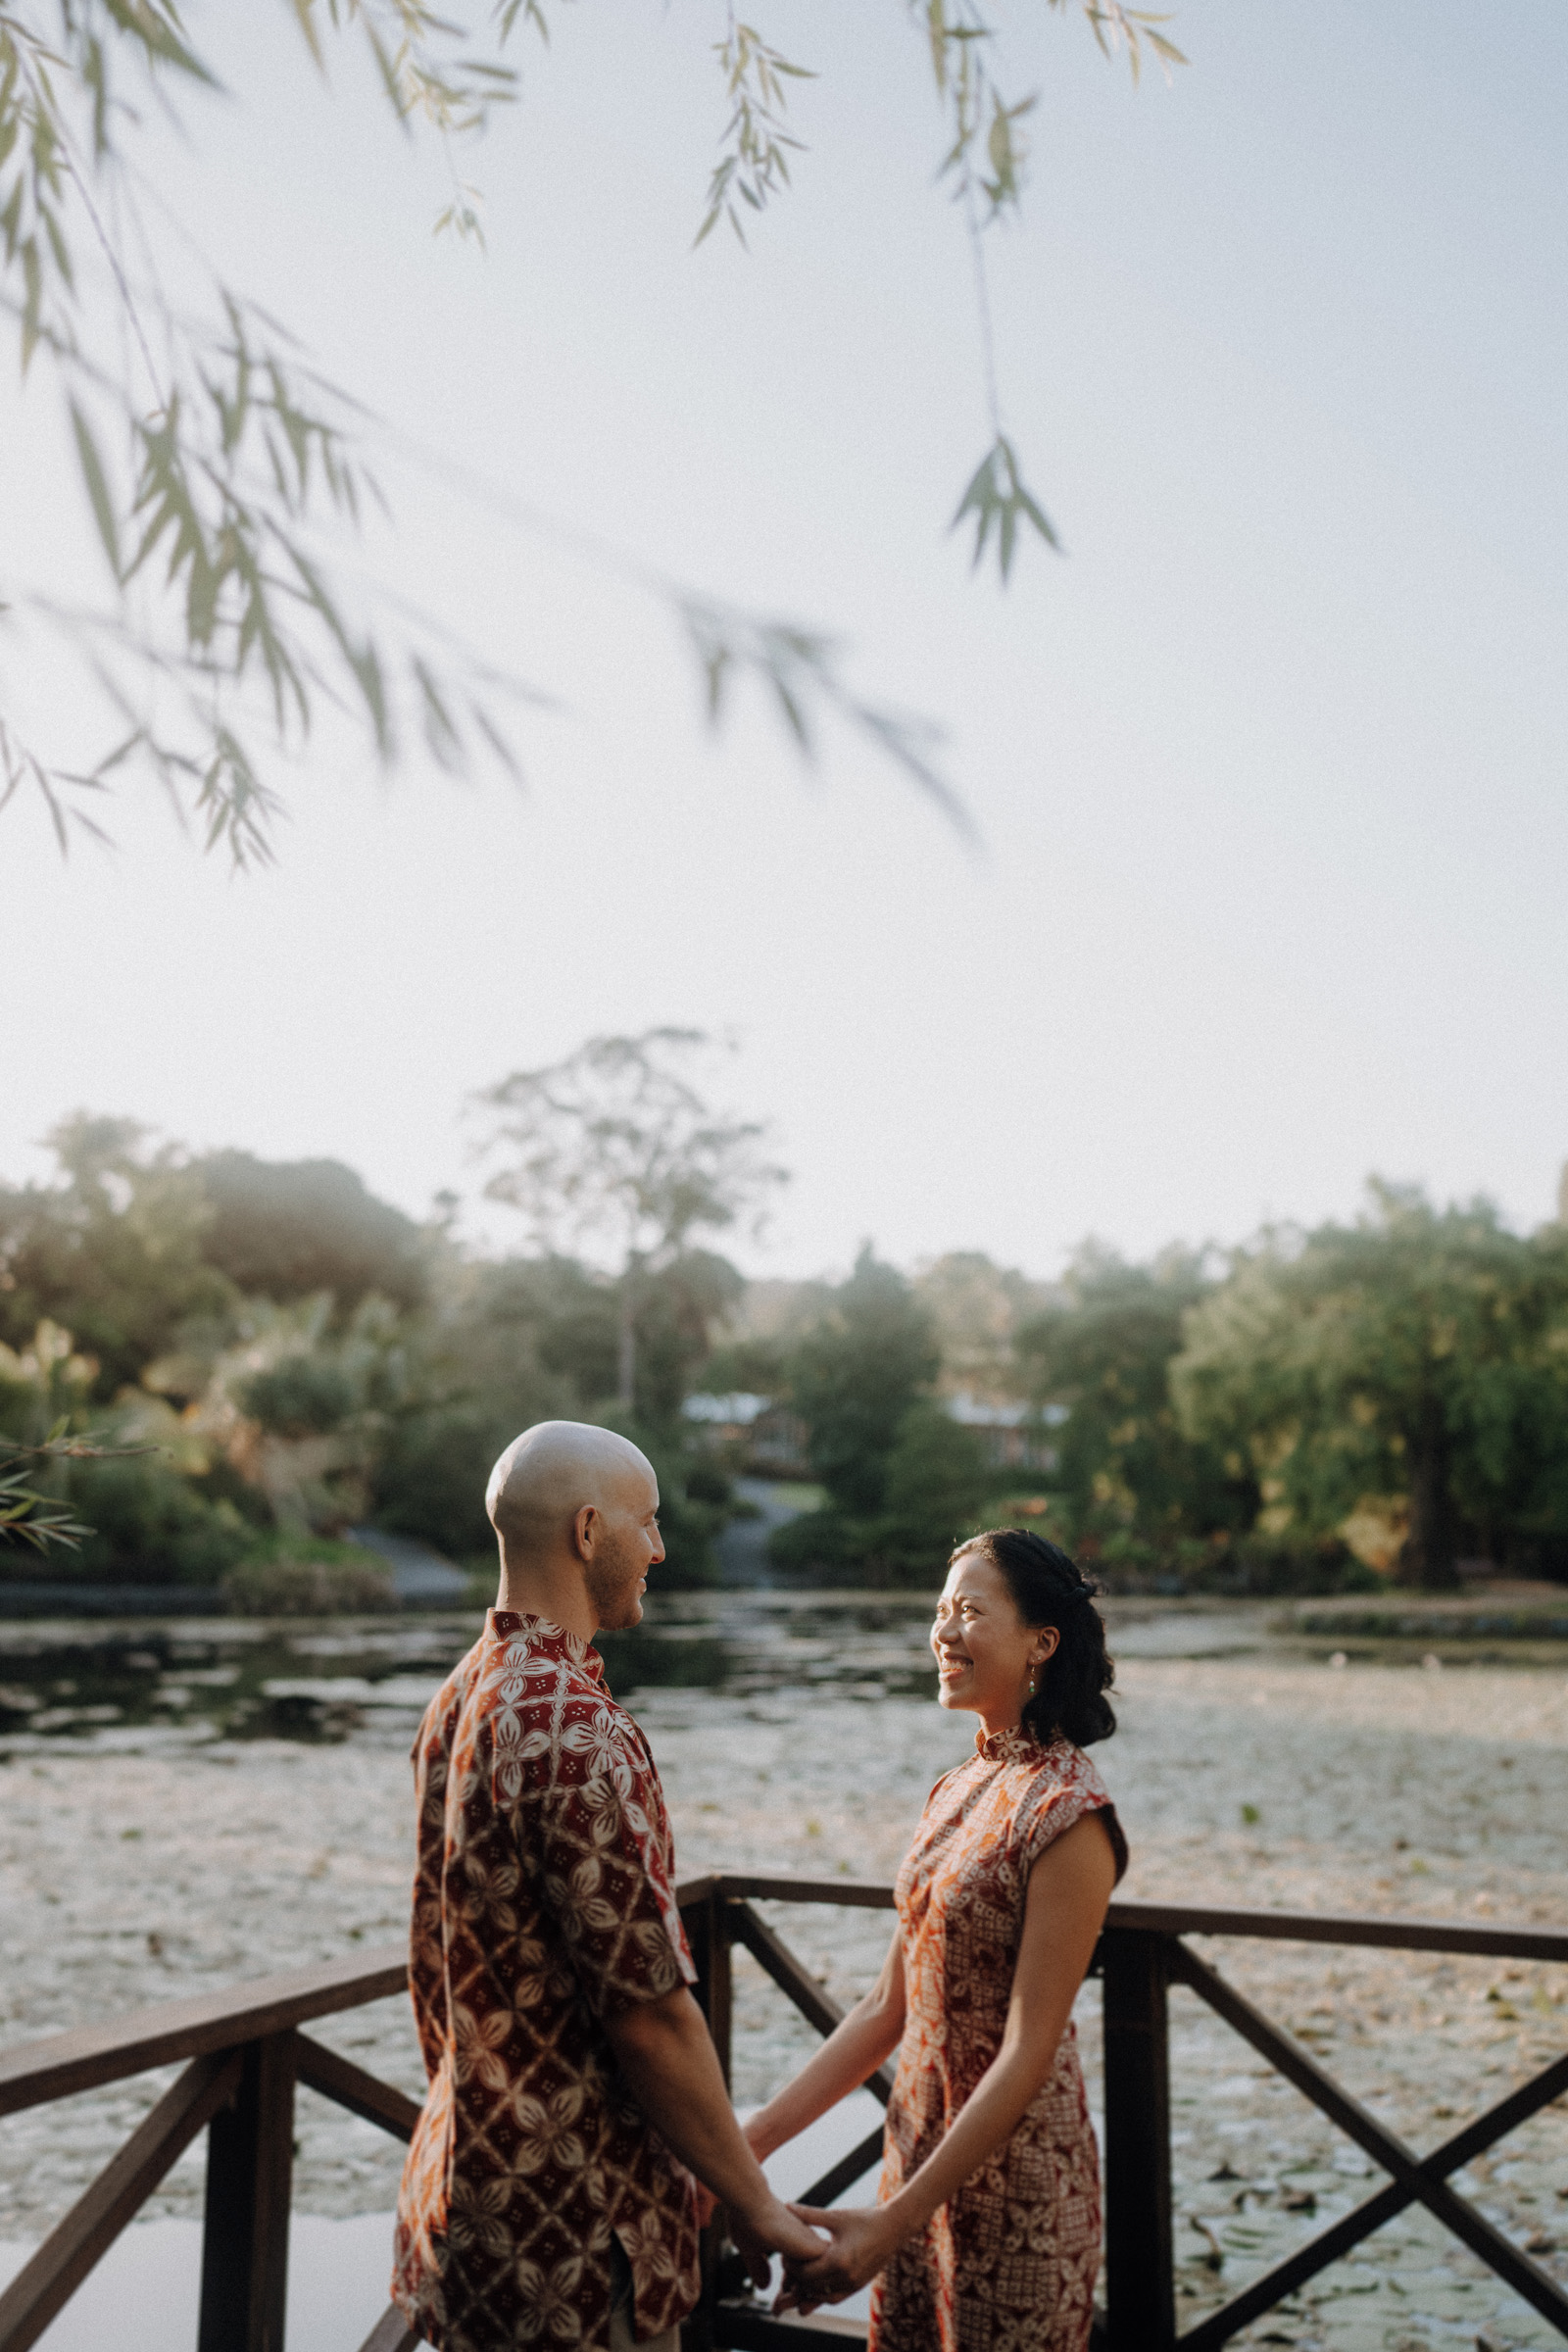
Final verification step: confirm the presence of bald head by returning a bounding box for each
[487,1420,656,1562]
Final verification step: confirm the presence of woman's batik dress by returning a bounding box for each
[871,1728,1127,2352]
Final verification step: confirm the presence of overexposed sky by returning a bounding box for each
[4,1,1566,1278]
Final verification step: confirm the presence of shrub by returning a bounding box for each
[220,1551,399,1615]
[237,1354,357,1438]
[46,1455,256,1587]
[764,1403,991,1588]
[1074,1529,1380,1598]
[685,1460,733,1507]
[371,1401,514,1555]
[765,1506,869,1583]
[870,1404,991,1579]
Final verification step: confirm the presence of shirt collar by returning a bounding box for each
[487,1609,606,1685]
[975,1720,1044,1764]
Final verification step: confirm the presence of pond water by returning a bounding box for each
[5,1594,1568,2351]
[0,1590,1282,1754]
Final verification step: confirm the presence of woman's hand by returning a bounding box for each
[773,2203,897,2313]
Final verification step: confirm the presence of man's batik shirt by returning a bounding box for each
[391,1610,701,2351]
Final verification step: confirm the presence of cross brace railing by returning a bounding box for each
[1,1885,1566,2349]
[679,1876,1568,2352]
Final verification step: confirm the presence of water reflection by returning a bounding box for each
[0,1592,948,1749]
[9,1590,1519,1753]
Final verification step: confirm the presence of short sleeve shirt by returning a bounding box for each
[392,1611,701,2351]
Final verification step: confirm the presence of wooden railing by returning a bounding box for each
[2,1882,1567,2350]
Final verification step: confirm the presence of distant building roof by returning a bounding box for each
[682,1393,772,1426]
[944,1391,1067,1429]
[683,1389,1065,1431]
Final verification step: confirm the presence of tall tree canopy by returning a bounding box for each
[473,1028,783,1407]
[196,1151,428,1312]
[770,1246,989,1582]
[0,1115,228,1396]
[1172,1187,1568,1589]
[1015,1244,1254,1556]
[786,1244,941,1518]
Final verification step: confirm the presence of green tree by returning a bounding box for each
[1172,1187,1568,1590]
[0,1317,250,1580]
[368,1244,738,1559]
[0,3,1177,855]
[871,1401,992,1580]
[1015,1244,1253,1557]
[0,1120,432,1397]
[368,1253,580,1555]
[786,1247,941,1517]
[473,1030,784,1411]
[195,1152,428,1313]
[0,1116,232,1397]
[769,1250,1001,1586]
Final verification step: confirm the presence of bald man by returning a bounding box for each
[391,1422,821,2351]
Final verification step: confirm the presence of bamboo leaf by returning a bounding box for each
[69,401,121,577]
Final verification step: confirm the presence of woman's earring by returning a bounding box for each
[1025,1670,1038,1699]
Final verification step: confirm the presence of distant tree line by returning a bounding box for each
[5,1108,1566,1598]
[719,1193,1568,1595]
[0,1114,740,1592]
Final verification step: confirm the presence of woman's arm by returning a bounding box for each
[780,1810,1117,2311]
[743,1925,906,2163]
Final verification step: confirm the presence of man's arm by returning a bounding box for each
[603,1986,826,2283]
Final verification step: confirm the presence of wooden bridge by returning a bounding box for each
[3,1875,1567,2351]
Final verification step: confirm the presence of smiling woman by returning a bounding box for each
[742,1529,1126,2351]
[949,1529,1119,1753]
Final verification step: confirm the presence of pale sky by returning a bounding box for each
[3,1,1565,1281]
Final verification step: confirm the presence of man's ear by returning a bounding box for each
[571,1502,599,1561]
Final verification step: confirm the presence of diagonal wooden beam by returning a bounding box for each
[1179,2047,1568,2349]
[727,1904,893,2106]
[355,2308,420,2352]
[1179,2175,1411,2352]
[799,2124,886,2210]
[294,2034,423,2143]
[1169,1940,1434,2178]
[0,2048,241,2352]
[1170,1944,1568,2343]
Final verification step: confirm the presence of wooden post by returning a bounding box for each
[688,1889,733,2088]
[1101,1929,1175,2352]
[198,2034,296,2352]
[683,1891,735,2352]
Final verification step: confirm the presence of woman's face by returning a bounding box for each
[930,1548,1058,1733]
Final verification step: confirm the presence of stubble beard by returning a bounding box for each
[584,1526,646,1631]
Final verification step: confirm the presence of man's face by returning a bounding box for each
[582,1463,664,1632]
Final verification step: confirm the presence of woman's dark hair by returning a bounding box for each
[954,1528,1116,1748]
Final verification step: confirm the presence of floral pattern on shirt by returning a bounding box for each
[391,1611,701,2352]
[872,1728,1127,2352]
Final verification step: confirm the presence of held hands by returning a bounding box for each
[729,2193,832,2291]
[773,2203,896,2315]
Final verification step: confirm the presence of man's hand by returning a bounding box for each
[774,2203,897,2313]
[728,2192,829,2289]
